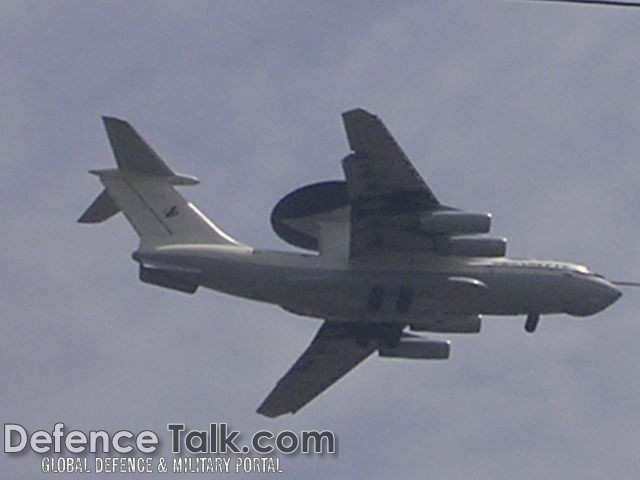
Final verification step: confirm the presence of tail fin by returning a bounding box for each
[79,117,245,249]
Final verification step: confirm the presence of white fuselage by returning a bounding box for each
[134,244,622,324]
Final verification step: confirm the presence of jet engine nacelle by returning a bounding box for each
[437,236,507,257]
[410,315,482,334]
[420,211,491,235]
[379,336,450,360]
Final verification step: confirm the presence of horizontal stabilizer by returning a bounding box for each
[80,117,247,249]
[102,116,174,177]
[78,189,120,223]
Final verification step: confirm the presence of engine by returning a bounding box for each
[436,236,507,257]
[419,211,491,235]
[410,315,482,334]
[378,336,450,360]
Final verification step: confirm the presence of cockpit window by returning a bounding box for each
[574,265,590,275]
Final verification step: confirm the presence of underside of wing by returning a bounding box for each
[342,109,441,257]
[341,108,439,203]
[257,321,453,418]
[341,109,510,259]
[256,322,379,418]
[270,108,507,259]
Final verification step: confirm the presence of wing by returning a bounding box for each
[342,108,438,203]
[257,322,382,418]
[269,108,505,258]
[341,109,441,257]
[341,109,507,259]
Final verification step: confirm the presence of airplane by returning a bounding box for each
[79,108,639,418]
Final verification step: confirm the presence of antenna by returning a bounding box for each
[612,281,640,288]
[527,0,640,7]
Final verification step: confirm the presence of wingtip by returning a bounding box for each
[77,209,98,224]
[342,107,374,118]
[77,215,96,224]
[256,406,277,419]
[102,115,129,127]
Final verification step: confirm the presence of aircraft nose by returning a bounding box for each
[593,278,622,306]
[566,276,622,316]
[607,284,623,303]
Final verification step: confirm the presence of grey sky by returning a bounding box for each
[2,0,640,478]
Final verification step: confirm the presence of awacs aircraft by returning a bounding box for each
[80,109,636,418]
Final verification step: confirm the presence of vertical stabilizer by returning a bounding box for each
[79,117,246,249]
